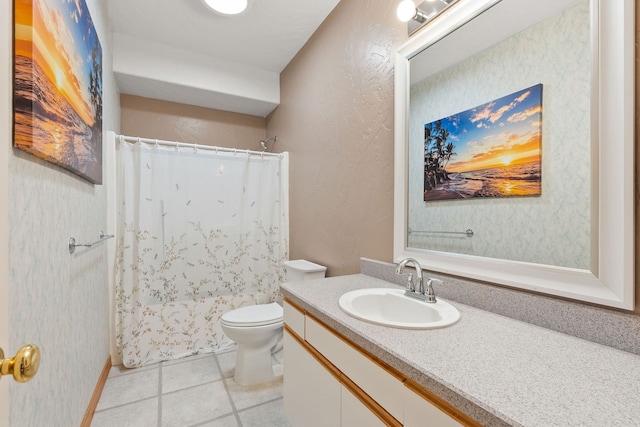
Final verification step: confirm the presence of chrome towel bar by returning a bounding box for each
[69,232,114,254]
[408,227,474,237]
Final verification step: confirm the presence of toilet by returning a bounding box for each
[221,259,327,386]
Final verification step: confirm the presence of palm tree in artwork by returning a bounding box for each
[442,142,456,177]
[424,120,456,190]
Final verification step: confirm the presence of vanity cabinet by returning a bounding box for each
[283,299,474,427]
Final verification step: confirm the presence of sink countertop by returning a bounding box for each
[281,274,640,427]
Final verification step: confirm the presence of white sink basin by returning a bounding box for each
[338,288,460,329]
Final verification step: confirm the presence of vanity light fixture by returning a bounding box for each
[397,0,459,35]
[397,0,427,23]
[202,0,248,15]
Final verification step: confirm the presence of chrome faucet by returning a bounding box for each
[395,257,424,295]
[395,258,441,303]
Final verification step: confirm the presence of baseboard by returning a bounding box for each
[81,356,112,427]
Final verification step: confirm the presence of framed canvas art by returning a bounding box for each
[423,84,542,202]
[13,0,103,184]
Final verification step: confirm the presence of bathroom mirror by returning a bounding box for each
[393,0,634,309]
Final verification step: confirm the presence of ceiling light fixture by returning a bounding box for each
[202,0,248,15]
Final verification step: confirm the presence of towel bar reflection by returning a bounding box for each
[408,228,474,237]
[69,232,114,254]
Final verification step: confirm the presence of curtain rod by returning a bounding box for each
[116,134,284,158]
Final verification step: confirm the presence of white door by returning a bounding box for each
[2,0,12,424]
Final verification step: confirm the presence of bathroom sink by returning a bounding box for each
[338,288,460,329]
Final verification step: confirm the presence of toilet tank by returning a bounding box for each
[283,259,327,282]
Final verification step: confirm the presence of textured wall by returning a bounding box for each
[6,0,120,425]
[121,94,267,150]
[266,0,406,276]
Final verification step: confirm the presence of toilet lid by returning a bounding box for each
[221,302,283,327]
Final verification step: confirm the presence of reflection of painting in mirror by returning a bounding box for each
[13,0,103,184]
[423,84,542,202]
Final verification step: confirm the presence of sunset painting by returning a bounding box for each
[14,0,103,184]
[423,84,542,202]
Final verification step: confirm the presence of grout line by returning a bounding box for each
[214,352,243,426]
[92,396,158,416]
[236,396,284,415]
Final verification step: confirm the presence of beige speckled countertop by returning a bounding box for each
[281,274,640,427]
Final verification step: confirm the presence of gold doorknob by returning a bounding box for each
[0,344,41,383]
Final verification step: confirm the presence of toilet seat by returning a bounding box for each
[221,302,283,327]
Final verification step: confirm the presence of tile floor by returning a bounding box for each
[91,349,290,427]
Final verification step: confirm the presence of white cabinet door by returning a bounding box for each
[403,386,462,427]
[341,385,387,427]
[283,330,341,427]
[305,316,405,422]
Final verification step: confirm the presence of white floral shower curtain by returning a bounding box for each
[115,138,288,368]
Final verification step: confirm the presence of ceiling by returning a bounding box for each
[107,0,342,116]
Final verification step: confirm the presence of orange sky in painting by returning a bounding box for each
[447,131,541,173]
[14,0,95,126]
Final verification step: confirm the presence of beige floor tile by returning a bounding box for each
[91,397,158,427]
[224,377,283,411]
[199,414,240,426]
[161,380,233,427]
[162,354,222,393]
[238,399,291,427]
[94,351,288,427]
[96,369,159,411]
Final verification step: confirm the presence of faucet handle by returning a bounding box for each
[424,278,443,303]
[404,273,415,292]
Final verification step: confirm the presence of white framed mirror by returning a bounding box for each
[393,0,634,309]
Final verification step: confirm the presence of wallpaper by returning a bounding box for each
[7,0,120,424]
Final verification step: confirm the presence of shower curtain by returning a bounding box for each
[114,138,288,368]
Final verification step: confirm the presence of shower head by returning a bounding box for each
[259,136,277,151]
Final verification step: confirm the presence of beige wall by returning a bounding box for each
[121,94,267,150]
[267,0,406,276]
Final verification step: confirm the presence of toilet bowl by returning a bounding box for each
[221,302,284,386]
[221,259,327,386]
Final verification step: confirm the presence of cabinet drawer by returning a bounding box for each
[283,299,305,337]
[305,315,404,422]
